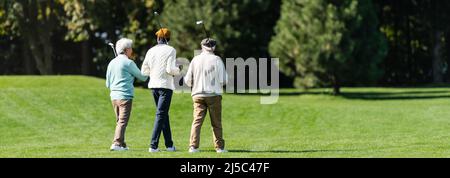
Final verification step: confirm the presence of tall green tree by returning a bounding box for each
[270,0,387,94]
[161,0,279,59]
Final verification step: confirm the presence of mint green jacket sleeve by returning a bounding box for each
[128,61,149,82]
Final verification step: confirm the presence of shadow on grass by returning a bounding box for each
[234,91,328,96]
[234,85,450,100]
[228,149,356,154]
[340,90,450,100]
[235,89,450,100]
[294,90,450,98]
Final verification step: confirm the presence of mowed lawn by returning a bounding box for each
[1,76,450,158]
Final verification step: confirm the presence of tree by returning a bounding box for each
[376,0,450,85]
[160,0,237,59]
[0,0,163,75]
[52,0,162,75]
[426,0,450,84]
[1,0,63,75]
[269,0,387,94]
[60,0,95,75]
[161,0,280,59]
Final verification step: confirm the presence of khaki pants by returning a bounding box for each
[112,99,132,147]
[190,96,224,150]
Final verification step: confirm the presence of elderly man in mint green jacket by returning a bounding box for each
[106,38,148,151]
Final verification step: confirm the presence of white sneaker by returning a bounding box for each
[110,144,128,151]
[216,149,228,153]
[189,147,199,153]
[149,148,160,153]
[167,146,176,152]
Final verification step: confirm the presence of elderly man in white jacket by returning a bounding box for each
[184,38,228,153]
[141,28,182,152]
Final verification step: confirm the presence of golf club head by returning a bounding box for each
[107,42,117,57]
[196,20,210,42]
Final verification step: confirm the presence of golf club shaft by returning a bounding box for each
[109,45,117,57]
[202,23,210,40]
[154,12,168,44]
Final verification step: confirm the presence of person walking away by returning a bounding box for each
[106,38,148,151]
[184,38,228,153]
[141,28,183,152]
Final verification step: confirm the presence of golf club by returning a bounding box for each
[196,20,210,42]
[196,20,216,48]
[154,11,168,44]
[108,42,117,57]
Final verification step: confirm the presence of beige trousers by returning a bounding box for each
[112,99,132,147]
[190,96,224,150]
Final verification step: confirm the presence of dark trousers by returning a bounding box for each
[150,88,174,149]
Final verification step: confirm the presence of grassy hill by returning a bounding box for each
[1,76,450,158]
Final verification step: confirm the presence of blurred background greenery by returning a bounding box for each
[1,0,449,94]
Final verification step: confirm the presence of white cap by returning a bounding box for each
[115,38,133,54]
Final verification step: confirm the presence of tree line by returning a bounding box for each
[1,0,449,94]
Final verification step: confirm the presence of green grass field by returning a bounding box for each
[1,76,450,158]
